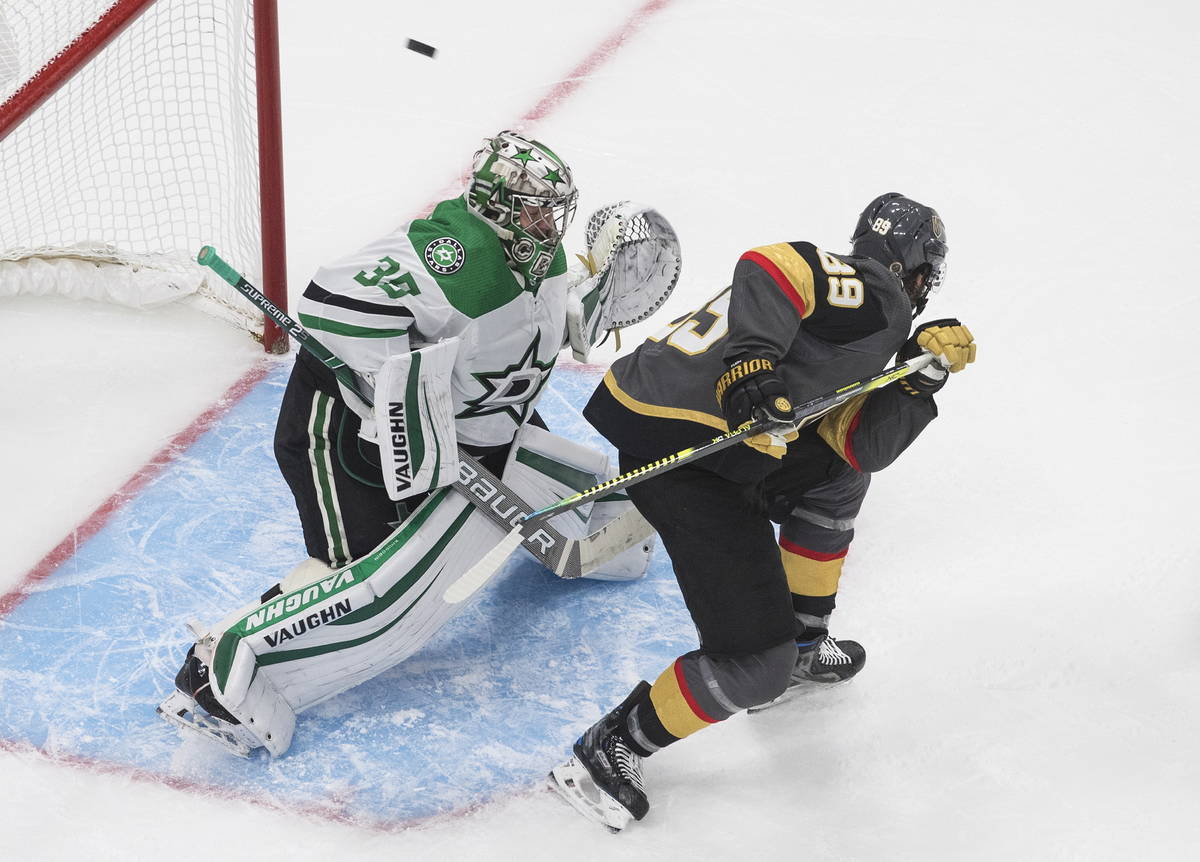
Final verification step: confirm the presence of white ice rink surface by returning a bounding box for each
[3,0,1200,859]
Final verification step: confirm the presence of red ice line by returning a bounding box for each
[0,0,675,828]
[0,359,275,618]
[421,0,676,214]
[0,736,547,834]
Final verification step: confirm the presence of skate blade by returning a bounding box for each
[548,757,631,833]
[747,677,854,714]
[156,690,259,757]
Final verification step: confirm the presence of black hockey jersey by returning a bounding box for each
[584,241,936,483]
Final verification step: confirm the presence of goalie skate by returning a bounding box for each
[156,690,262,757]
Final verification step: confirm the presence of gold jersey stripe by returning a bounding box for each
[602,370,728,431]
[746,243,816,319]
[816,394,869,467]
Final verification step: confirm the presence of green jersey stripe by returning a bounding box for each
[298,313,408,339]
[257,501,476,665]
[210,488,458,688]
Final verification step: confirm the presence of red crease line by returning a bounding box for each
[0,359,274,618]
[0,736,541,834]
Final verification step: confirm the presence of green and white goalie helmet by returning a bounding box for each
[467,130,579,284]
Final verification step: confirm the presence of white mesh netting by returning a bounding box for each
[0,0,267,335]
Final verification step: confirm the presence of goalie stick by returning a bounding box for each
[444,352,939,603]
[197,246,654,583]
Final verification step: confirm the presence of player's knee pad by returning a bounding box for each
[674,639,798,720]
[709,639,797,706]
[778,467,869,595]
[783,467,870,537]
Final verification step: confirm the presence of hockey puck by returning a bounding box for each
[406,39,437,58]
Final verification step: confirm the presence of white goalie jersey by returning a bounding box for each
[298,194,572,449]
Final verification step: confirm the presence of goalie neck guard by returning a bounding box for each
[467,130,578,288]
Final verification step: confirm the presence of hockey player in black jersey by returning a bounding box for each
[550,193,977,830]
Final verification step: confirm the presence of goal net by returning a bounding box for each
[0,0,287,350]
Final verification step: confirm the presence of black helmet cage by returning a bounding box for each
[850,193,948,317]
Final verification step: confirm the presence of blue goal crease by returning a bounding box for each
[0,364,694,824]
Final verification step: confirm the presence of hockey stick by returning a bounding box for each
[197,246,653,581]
[444,352,938,604]
[198,246,369,399]
[453,450,652,581]
[526,352,938,522]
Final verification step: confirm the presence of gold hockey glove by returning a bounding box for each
[898,318,976,396]
[716,357,799,459]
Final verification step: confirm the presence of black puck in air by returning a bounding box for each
[406,39,437,58]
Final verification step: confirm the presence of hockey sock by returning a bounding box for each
[624,698,673,757]
[780,540,846,616]
[792,592,837,619]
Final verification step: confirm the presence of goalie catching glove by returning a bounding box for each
[566,202,682,362]
[716,357,798,459]
[898,318,977,396]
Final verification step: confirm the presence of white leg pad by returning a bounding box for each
[193,485,509,755]
[502,424,655,581]
[174,426,656,756]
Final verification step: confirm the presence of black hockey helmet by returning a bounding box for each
[850,193,947,317]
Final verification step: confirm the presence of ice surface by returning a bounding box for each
[2,0,1199,859]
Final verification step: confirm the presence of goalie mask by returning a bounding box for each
[467,130,578,288]
[850,193,948,317]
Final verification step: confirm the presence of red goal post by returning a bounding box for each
[0,0,288,352]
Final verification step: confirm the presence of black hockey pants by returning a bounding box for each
[274,351,514,567]
[613,454,798,753]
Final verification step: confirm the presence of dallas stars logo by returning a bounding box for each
[458,331,556,424]
[424,236,465,274]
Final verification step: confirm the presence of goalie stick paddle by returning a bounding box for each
[445,353,940,602]
[197,245,652,590]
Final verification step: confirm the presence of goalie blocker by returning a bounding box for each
[159,422,655,757]
[339,338,461,502]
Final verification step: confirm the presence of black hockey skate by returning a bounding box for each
[173,645,239,724]
[549,681,651,832]
[749,631,866,713]
[157,644,262,757]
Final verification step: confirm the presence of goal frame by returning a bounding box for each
[0,0,289,353]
